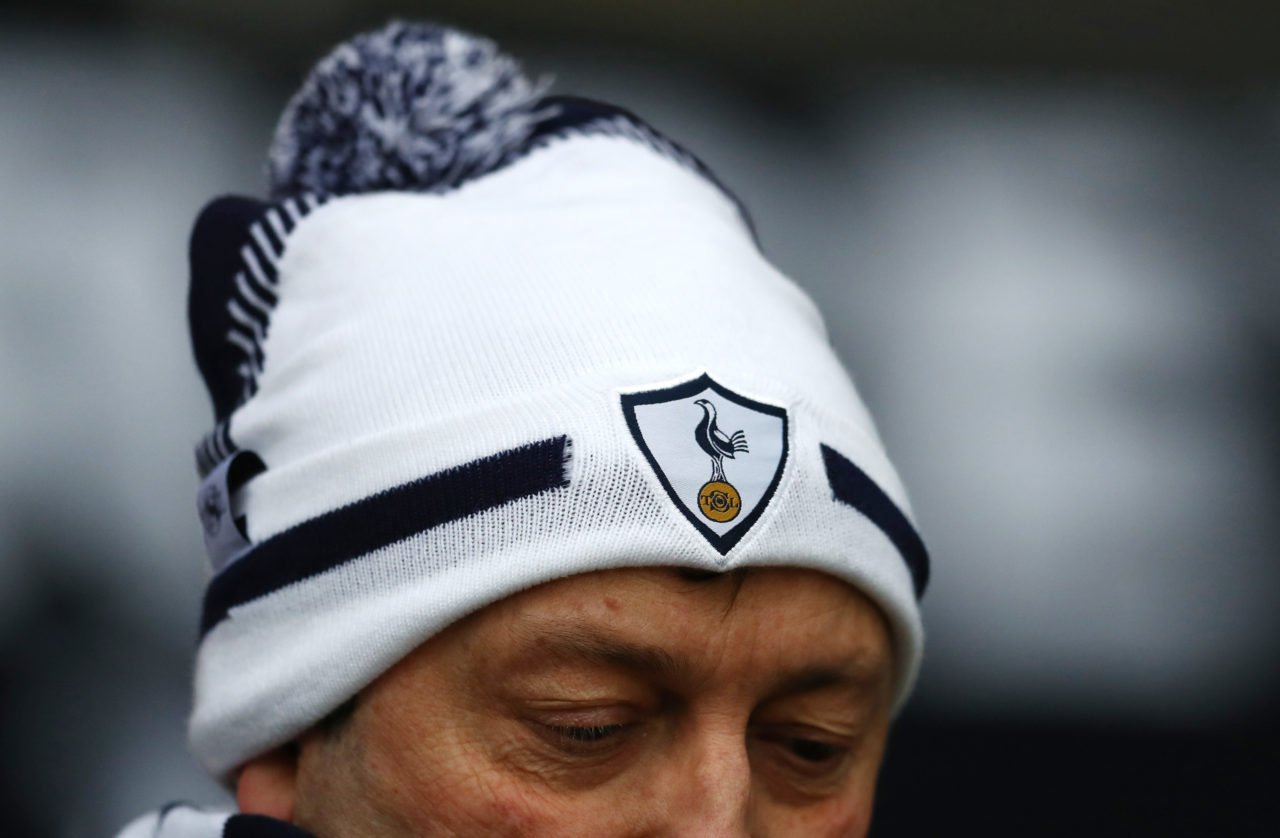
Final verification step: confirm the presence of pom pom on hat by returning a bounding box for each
[267,20,549,199]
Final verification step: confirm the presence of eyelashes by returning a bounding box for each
[534,721,635,760]
[524,705,858,790]
[536,720,850,770]
[783,737,843,764]
[546,723,629,744]
[751,727,855,785]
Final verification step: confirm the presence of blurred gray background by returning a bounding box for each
[2,2,1277,836]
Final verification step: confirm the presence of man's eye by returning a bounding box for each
[535,721,634,755]
[785,737,841,764]
[551,723,626,744]
[751,726,854,780]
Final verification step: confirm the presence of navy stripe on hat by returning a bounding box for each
[820,444,930,597]
[189,194,331,476]
[200,436,572,635]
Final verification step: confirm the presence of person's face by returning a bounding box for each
[252,566,895,837]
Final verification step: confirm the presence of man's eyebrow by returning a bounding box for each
[509,622,690,680]
[506,621,890,697]
[763,659,891,703]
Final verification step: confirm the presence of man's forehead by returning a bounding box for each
[509,620,891,694]
[481,567,894,692]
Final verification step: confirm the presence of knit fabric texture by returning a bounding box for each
[186,21,928,780]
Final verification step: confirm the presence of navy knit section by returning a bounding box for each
[200,436,572,635]
[189,196,271,423]
[189,194,330,476]
[820,444,930,597]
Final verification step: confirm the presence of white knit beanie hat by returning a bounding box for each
[186,21,929,779]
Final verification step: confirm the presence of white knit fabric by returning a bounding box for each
[191,131,923,778]
[117,808,230,838]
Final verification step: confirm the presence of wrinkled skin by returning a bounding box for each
[238,567,895,837]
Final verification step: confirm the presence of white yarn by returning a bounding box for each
[116,808,230,838]
[190,131,925,778]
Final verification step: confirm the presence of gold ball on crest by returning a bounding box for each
[698,481,742,523]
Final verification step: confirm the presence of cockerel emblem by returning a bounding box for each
[693,399,749,522]
[620,373,789,555]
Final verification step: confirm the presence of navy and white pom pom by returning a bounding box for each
[267,21,549,199]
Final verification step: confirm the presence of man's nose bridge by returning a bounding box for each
[671,719,753,836]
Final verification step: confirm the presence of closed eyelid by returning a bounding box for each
[545,722,628,743]
[752,679,889,740]
[497,620,890,739]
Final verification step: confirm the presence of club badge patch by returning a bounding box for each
[621,373,789,554]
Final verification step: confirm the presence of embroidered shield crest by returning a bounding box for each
[621,373,789,554]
